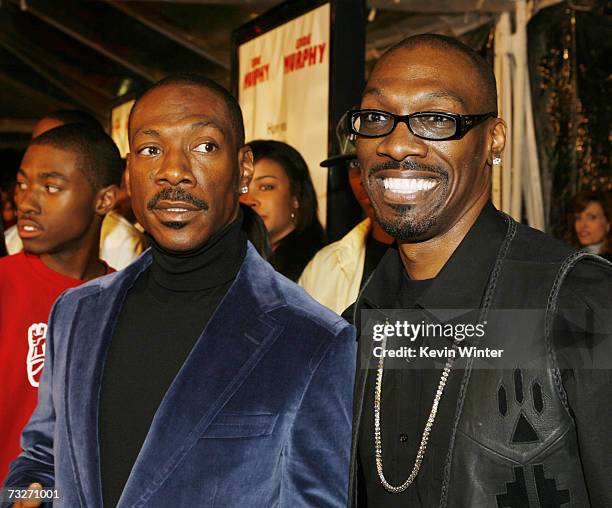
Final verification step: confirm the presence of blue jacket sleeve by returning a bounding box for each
[3,299,59,489]
[279,322,357,507]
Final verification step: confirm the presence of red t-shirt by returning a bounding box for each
[0,252,113,481]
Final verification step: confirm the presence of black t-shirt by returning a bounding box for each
[358,274,467,507]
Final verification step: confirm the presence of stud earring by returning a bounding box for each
[240,186,248,194]
[290,211,296,221]
[492,156,502,166]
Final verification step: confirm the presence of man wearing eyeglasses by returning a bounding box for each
[347,34,612,507]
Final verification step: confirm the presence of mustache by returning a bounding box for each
[367,160,448,178]
[146,187,209,211]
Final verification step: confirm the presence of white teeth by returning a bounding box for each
[165,207,189,212]
[23,225,37,231]
[383,178,437,193]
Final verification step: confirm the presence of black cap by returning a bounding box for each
[320,153,356,167]
[320,109,356,168]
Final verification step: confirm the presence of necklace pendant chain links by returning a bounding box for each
[374,336,457,493]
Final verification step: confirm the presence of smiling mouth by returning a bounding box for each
[382,177,438,193]
[377,175,441,205]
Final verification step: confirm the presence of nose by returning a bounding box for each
[376,121,429,162]
[16,186,40,216]
[239,188,259,208]
[155,148,195,187]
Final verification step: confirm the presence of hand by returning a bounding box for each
[12,483,43,508]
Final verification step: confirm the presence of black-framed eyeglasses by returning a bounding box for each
[348,109,496,141]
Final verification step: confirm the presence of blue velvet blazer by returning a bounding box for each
[4,244,356,507]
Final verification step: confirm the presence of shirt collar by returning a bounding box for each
[361,202,508,311]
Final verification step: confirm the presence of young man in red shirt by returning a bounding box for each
[0,124,122,480]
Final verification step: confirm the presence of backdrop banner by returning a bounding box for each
[111,99,135,158]
[238,3,330,224]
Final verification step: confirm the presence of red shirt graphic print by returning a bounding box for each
[0,252,113,480]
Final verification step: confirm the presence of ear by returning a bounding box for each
[292,195,300,210]
[94,184,119,216]
[125,153,133,197]
[487,118,507,165]
[238,145,254,191]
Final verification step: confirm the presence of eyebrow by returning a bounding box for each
[362,87,467,108]
[138,128,160,137]
[254,175,279,181]
[40,171,69,181]
[134,120,225,138]
[190,120,224,134]
[17,168,69,181]
[420,90,467,108]
[362,86,384,98]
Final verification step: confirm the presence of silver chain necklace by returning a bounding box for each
[374,337,457,493]
[371,217,514,494]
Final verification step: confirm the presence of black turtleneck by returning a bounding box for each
[99,214,247,508]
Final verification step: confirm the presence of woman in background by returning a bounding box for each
[567,190,612,261]
[241,140,324,281]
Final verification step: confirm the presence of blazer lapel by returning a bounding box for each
[64,254,153,508]
[118,245,286,507]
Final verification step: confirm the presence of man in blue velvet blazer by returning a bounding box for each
[4,75,356,507]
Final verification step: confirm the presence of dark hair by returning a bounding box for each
[0,220,7,257]
[129,73,245,148]
[566,190,612,252]
[249,139,324,281]
[240,203,272,261]
[30,124,123,191]
[386,33,498,116]
[41,109,103,132]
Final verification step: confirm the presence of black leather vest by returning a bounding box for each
[440,218,600,508]
[349,215,606,508]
